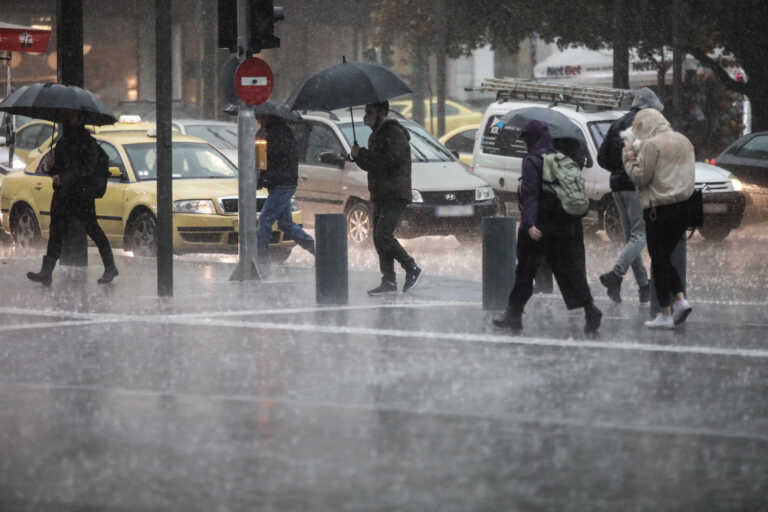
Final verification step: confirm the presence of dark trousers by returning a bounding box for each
[47,190,114,266]
[507,222,593,314]
[373,200,415,283]
[644,202,688,308]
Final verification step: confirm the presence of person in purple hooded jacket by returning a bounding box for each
[493,120,602,334]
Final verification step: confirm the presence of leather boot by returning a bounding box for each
[492,309,523,331]
[27,256,56,286]
[98,251,119,284]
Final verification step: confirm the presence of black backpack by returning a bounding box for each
[80,141,110,199]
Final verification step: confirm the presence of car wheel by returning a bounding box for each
[602,200,623,241]
[698,224,732,242]
[346,201,372,246]
[11,205,41,249]
[126,211,157,256]
[270,246,293,264]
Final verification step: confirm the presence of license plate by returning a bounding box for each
[435,205,474,217]
[703,203,728,214]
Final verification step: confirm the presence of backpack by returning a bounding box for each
[80,141,110,199]
[540,152,589,217]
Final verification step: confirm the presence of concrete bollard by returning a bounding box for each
[650,235,686,316]
[315,213,348,305]
[482,216,517,310]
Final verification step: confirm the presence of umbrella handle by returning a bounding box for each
[350,106,357,146]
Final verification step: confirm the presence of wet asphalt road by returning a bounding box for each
[0,224,767,511]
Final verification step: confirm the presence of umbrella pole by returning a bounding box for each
[350,106,357,145]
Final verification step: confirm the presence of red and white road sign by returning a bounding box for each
[234,57,273,106]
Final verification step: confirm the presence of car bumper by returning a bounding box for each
[398,200,497,237]
[702,191,746,227]
[172,213,299,254]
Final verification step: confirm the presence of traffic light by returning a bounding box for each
[218,0,284,54]
[249,0,284,52]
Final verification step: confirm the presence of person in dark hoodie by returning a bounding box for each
[351,101,423,295]
[493,120,602,334]
[255,114,315,271]
[26,111,118,287]
[596,87,664,304]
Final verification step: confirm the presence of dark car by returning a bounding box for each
[712,131,768,219]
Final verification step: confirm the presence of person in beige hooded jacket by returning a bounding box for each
[622,108,695,329]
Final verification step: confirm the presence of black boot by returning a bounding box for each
[599,271,622,303]
[639,284,651,304]
[584,301,602,334]
[98,251,119,284]
[493,309,523,331]
[27,255,56,286]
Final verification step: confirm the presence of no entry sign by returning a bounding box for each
[234,57,273,106]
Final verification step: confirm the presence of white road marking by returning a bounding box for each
[0,319,115,332]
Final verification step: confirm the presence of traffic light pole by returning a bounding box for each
[229,0,260,281]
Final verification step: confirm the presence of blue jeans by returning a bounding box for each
[257,186,315,260]
[612,191,649,287]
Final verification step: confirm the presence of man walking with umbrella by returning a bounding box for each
[351,101,423,295]
[26,110,117,286]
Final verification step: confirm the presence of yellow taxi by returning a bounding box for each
[0,130,300,261]
[389,98,483,135]
[438,124,480,167]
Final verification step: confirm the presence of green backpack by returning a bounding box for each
[541,152,589,217]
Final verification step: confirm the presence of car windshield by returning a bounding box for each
[124,142,238,181]
[185,124,238,150]
[339,121,455,162]
[588,120,613,149]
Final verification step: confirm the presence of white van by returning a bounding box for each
[472,100,746,241]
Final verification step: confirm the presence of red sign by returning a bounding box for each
[0,22,51,53]
[234,57,273,106]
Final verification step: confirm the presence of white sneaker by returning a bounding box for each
[673,298,692,325]
[645,313,675,330]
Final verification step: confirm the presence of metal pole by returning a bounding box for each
[482,217,517,310]
[315,214,348,305]
[230,0,260,281]
[156,0,173,296]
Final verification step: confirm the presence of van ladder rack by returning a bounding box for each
[476,78,629,109]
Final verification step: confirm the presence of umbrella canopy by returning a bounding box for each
[0,82,116,126]
[496,106,585,143]
[286,59,411,112]
[223,100,302,122]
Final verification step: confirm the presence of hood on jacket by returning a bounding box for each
[520,120,554,155]
[631,87,665,112]
[632,108,671,141]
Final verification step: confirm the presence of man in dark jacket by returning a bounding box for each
[351,101,422,295]
[493,120,601,334]
[255,114,315,270]
[596,87,663,303]
[27,111,117,286]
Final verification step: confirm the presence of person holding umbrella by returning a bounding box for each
[351,101,423,295]
[26,110,117,286]
[254,110,315,272]
[492,119,601,334]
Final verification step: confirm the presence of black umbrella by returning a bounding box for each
[223,100,302,122]
[286,57,411,143]
[0,82,116,126]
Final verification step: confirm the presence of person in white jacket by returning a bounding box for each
[623,108,695,329]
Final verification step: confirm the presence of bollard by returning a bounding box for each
[482,216,517,310]
[650,235,686,316]
[315,213,348,305]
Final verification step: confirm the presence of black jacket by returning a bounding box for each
[257,119,298,190]
[354,118,412,203]
[597,110,637,192]
[49,126,107,197]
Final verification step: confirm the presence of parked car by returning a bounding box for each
[439,124,479,167]
[390,97,484,136]
[710,131,768,219]
[0,131,300,260]
[472,100,746,241]
[292,109,496,245]
[171,119,238,165]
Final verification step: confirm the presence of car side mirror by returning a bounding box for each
[319,151,345,168]
[108,166,123,179]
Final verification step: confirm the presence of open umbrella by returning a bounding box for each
[286,57,411,144]
[496,106,588,165]
[0,82,116,126]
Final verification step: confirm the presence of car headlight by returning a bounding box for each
[730,178,743,192]
[475,186,494,201]
[412,189,424,203]
[291,197,300,212]
[173,199,216,214]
